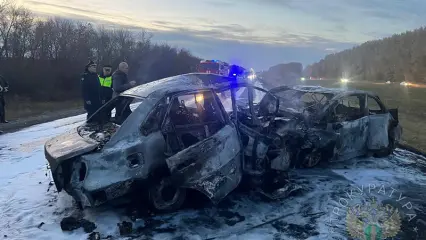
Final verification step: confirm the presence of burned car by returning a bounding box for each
[44,73,293,211]
[247,85,403,168]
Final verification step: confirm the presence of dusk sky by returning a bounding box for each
[17,0,426,70]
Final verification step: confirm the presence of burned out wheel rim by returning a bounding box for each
[149,181,186,212]
[303,152,322,168]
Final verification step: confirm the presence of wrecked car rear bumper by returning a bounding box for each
[44,129,99,192]
[69,180,135,208]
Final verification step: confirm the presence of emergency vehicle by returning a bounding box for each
[198,60,230,76]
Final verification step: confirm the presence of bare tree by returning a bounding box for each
[0,0,20,58]
[0,4,201,102]
[9,7,33,58]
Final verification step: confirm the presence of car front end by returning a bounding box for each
[44,121,134,207]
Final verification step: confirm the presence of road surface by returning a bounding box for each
[0,82,425,240]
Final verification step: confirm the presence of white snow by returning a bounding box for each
[1,81,426,239]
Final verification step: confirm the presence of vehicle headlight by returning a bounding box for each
[340,78,349,83]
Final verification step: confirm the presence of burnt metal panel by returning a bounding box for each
[367,113,390,150]
[165,125,242,204]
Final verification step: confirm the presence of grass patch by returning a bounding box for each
[263,79,426,152]
[4,96,83,120]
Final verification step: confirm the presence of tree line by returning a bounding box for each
[0,1,201,101]
[306,27,426,83]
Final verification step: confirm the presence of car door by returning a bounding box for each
[326,94,369,161]
[366,95,390,150]
[160,89,243,204]
[217,85,280,174]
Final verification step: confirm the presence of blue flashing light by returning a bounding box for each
[233,73,237,76]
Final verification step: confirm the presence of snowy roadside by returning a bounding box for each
[1,123,426,240]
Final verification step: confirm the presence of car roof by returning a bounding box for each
[270,85,377,98]
[121,73,247,98]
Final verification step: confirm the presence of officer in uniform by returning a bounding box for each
[0,74,9,124]
[81,61,101,122]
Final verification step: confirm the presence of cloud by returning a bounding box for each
[22,0,161,30]
[149,19,353,47]
[201,0,236,7]
[21,0,425,68]
[23,0,351,48]
[246,0,426,35]
[151,30,355,70]
[18,0,360,69]
[25,1,100,16]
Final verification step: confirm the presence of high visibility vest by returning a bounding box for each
[99,76,112,88]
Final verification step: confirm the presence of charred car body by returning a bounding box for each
[44,73,292,210]
[249,85,403,168]
[44,74,402,210]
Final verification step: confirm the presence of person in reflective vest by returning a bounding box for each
[98,64,113,121]
[99,64,113,104]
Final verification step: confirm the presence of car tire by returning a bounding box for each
[148,180,186,212]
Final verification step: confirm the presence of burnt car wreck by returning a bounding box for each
[251,85,403,168]
[44,73,402,211]
[44,73,294,210]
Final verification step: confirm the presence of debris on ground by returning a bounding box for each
[60,216,81,231]
[60,216,97,233]
[81,219,97,233]
[87,232,101,240]
[117,221,133,236]
[37,222,45,228]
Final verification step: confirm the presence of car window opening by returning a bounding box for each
[332,95,364,122]
[162,90,226,155]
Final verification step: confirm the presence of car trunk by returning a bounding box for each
[44,128,100,191]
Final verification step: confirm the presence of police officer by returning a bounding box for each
[98,64,113,121]
[81,61,101,122]
[0,74,9,124]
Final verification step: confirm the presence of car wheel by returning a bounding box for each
[148,180,186,212]
[302,151,322,168]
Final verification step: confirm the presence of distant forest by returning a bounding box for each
[306,27,426,83]
[0,1,201,101]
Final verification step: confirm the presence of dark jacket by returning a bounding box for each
[0,75,9,97]
[112,70,132,97]
[81,70,101,109]
[99,73,113,102]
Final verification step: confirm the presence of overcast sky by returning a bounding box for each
[17,0,426,70]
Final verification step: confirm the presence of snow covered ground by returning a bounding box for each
[1,80,426,239]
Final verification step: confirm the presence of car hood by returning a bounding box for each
[44,128,99,169]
